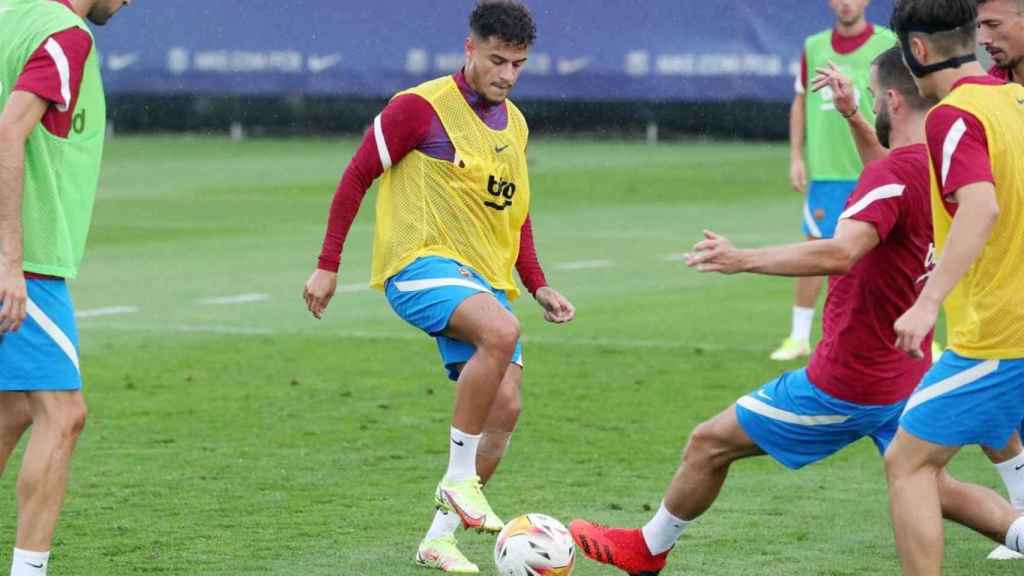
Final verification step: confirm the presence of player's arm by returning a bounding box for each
[810,61,887,164]
[0,92,48,333]
[303,94,433,319]
[895,107,996,357]
[516,216,574,323]
[686,221,879,277]
[789,52,808,193]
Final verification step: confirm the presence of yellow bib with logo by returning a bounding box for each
[930,82,1024,358]
[369,76,530,300]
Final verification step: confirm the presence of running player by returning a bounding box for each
[886,0,1024,573]
[774,0,896,361]
[568,47,1016,576]
[302,2,574,573]
[0,1,131,575]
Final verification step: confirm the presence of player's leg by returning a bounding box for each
[15,391,87,551]
[981,433,1024,560]
[418,364,522,573]
[570,405,761,575]
[889,352,1024,574]
[0,394,32,477]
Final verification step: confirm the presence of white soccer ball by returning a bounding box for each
[494,513,576,576]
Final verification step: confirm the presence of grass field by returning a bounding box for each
[0,136,1015,575]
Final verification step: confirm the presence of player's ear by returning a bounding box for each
[910,36,929,65]
[887,89,900,113]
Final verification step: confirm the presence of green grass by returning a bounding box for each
[0,136,1012,574]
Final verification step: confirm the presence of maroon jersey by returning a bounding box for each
[807,144,935,405]
[988,64,1014,83]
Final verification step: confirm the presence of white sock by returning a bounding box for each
[11,549,48,576]
[423,508,463,542]
[641,502,693,555]
[1006,517,1024,553]
[995,450,1024,511]
[790,306,815,342]
[444,427,481,482]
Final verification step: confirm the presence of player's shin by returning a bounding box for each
[477,430,512,485]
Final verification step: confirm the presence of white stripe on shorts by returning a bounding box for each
[737,395,849,426]
[25,297,80,373]
[392,278,492,293]
[902,359,1000,414]
[803,200,823,238]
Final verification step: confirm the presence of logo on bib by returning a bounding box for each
[484,174,517,211]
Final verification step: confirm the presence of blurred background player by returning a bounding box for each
[0,1,131,575]
[775,0,895,361]
[302,1,575,573]
[886,0,1024,574]
[569,47,1018,576]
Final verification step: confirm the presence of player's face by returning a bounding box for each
[829,0,870,27]
[87,0,131,26]
[465,35,529,105]
[869,66,893,148]
[977,0,1024,69]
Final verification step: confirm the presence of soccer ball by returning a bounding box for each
[494,513,576,576]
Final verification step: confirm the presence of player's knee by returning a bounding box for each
[479,317,520,356]
[684,420,731,469]
[57,397,88,441]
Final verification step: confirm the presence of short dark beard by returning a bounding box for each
[875,102,893,149]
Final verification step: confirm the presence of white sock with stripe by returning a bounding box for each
[10,548,48,576]
[641,502,693,555]
[790,306,815,342]
[444,427,480,483]
[995,450,1024,511]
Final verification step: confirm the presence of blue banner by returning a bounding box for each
[93,1,894,102]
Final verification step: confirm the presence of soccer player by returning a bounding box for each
[302,2,574,573]
[774,0,896,361]
[568,47,1017,576]
[0,1,131,575]
[979,0,1024,83]
[814,53,1024,562]
[885,0,1024,573]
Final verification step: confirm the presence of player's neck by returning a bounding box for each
[892,113,928,150]
[835,18,868,38]
[69,0,94,19]
[1014,61,1023,84]
[934,62,989,98]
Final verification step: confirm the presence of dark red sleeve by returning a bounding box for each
[925,105,994,204]
[839,159,902,240]
[13,27,92,138]
[515,215,549,296]
[316,94,436,272]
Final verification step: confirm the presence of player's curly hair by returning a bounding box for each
[470,0,537,47]
[890,0,976,57]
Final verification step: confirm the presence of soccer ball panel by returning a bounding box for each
[494,513,575,576]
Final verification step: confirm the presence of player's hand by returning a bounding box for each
[303,268,338,320]
[534,286,575,324]
[686,230,745,274]
[811,61,858,119]
[789,156,807,194]
[893,300,939,359]
[0,260,27,334]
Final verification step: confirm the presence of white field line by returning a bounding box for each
[76,306,140,318]
[336,283,371,293]
[169,324,274,335]
[197,293,271,305]
[555,259,613,270]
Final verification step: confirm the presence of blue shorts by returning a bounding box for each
[802,180,857,239]
[385,257,523,381]
[0,279,81,391]
[900,350,1024,449]
[735,368,905,469]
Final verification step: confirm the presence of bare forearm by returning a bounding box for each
[742,240,853,277]
[0,136,24,268]
[917,196,998,308]
[789,97,805,159]
[846,112,888,165]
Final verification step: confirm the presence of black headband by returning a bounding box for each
[896,22,977,78]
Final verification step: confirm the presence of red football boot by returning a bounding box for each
[569,519,669,576]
